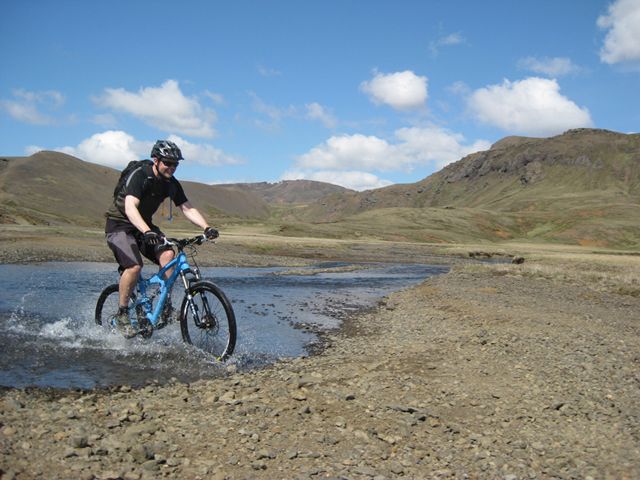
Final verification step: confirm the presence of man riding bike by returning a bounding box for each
[104,139,219,337]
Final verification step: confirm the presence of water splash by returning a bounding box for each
[0,262,448,388]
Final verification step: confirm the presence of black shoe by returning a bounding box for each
[113,309,137,338]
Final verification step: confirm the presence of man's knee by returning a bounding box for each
[123,264,142,276]
[158,249,175,264]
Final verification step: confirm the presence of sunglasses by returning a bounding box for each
[160,159,179,168]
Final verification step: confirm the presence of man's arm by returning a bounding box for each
[124,195,152,233]
[178,201,210,230]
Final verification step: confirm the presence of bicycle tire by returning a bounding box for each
[95,283,120,329]
[95,283,150,335]
[179,281,236,360]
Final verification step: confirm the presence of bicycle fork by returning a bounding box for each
[180,272,214,329]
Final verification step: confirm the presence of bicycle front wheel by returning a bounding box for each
[179,281,236,360]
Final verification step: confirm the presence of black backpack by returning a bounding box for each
[113,159,154,199]
[113,159,177,220]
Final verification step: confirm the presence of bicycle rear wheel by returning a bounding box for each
[95,284,122,331]
[95,284,147,333]
[179,281,236,360]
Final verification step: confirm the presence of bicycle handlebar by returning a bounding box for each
[162,234,211,250]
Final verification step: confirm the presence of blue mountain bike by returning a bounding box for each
[95,235,236,361]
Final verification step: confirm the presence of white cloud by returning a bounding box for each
[297,134,394,171]
[59,130,143,168]
[204,90,225,105]
[249,91,297,130]
[438,32,465,46]
[598,0,640,65]
[517,56,581,76]
[257,64,282,77]
[282,169,392,191]
[467,77,593,136]
[25,145,44,156]
[296,126,489,177]
[305,102,337,128]
[447,81,471,96]
[51,130,242,169]
[250,94,340,131]
[394,127,492,169]
[14,89,64,106]
[0,89,65,125]
[95,80,216,138]
[429,32,466,56]
[360,70,428,111]
[1,101,52,125]
[166,135,243,167]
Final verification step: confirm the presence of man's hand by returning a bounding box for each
[143,230,162,246]
[204,227,219,240]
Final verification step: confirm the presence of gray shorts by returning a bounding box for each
[105,230,171,271]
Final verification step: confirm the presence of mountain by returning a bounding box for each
[1,129,639,248]
[289,129,640,247]
[219,180,352,205]
[0,151,271,227]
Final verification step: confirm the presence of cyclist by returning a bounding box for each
[104,139,219,337]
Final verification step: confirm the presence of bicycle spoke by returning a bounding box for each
[180,282,236,360]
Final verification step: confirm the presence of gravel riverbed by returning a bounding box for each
[1,256,639,479]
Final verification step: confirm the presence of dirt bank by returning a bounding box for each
[1,253,639,478]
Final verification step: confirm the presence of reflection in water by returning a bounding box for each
[0,262,448,389]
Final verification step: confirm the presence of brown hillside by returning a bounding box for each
[221,180,352,205]
[2,129,639,248]
[302,129,640,218]
[0,152,269,226]
[290,129,640,247]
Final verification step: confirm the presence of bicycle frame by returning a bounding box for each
[96,234,236,358]
[132,248,195,330]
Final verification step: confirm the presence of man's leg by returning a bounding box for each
[106,230,144,337]
[157,248,176,322]
[114,266,140,337]
[106,231,144,308]
[119,264,141,308]
[158,249,175,275]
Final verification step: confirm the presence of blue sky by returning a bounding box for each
[1,0,639,191]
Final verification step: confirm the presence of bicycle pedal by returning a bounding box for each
[137,326,154,339]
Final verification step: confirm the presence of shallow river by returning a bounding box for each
[0,262,448,389]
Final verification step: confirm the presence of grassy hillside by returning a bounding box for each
[220,180,352,205]
[0,152,116,226]
[1,128,639,249]
[0,152,270,228]
[287,129,640,248]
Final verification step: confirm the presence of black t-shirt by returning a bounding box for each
[105,163,188,233]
